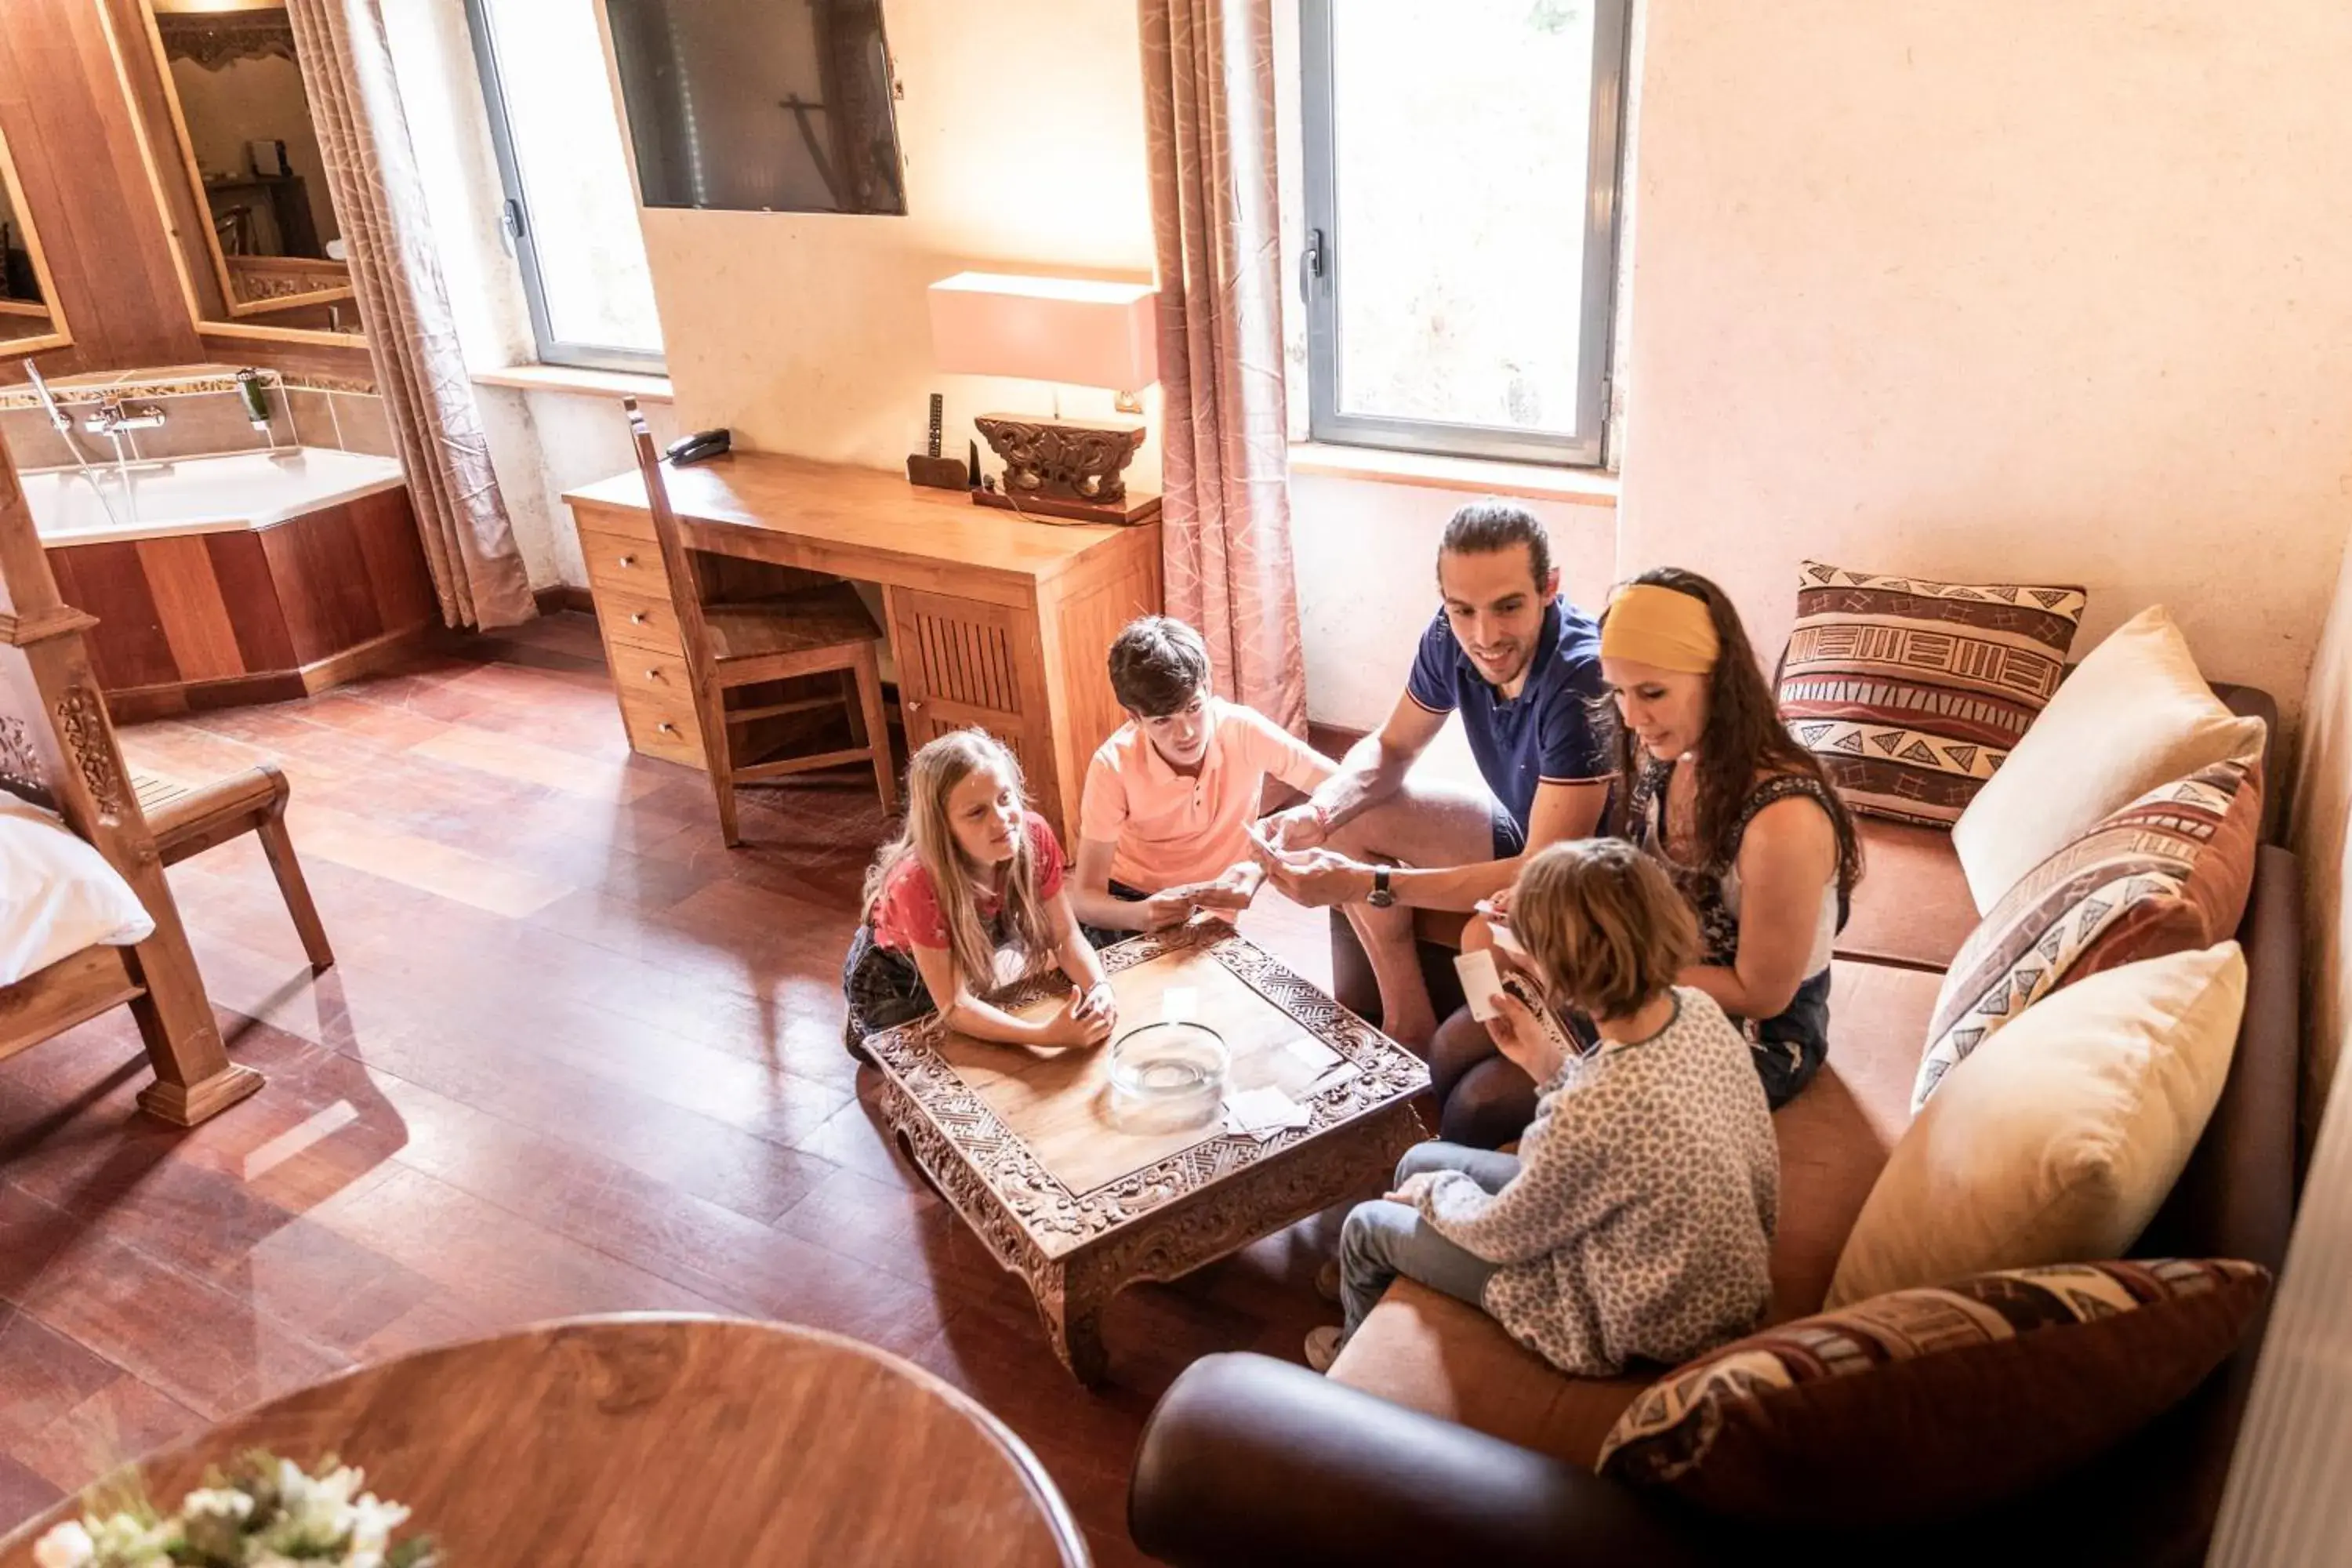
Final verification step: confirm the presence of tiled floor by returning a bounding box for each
[0,614,1366,1564]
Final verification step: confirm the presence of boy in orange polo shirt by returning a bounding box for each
[1073,617,1335,942]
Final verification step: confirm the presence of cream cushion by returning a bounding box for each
[1827,941,2244,1308]
[1950,607,2264,911]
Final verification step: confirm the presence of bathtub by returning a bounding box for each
[20,447,407,542]
[27,447,437,720]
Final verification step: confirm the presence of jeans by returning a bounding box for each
[1338,1142,1519,1340]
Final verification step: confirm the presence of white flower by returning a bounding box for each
[260,1460,371,1553]
[85,1514,173,1566]
[343,1493,412,1566]
[31,1520,93,1568]
[180,1487,255,1524]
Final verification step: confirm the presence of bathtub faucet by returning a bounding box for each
[85,397,166,437]
[21,360,72,437]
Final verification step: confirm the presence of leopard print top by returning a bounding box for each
[1397,988,1778,1375]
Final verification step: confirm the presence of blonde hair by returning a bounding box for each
[860,729,1055,993]
[1510,840,1697,1022]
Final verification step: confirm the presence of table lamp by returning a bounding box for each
[927,271,1162,525]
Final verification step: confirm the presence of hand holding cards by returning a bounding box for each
[1454,947,1582,1077]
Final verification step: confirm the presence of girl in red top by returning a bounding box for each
[843,728,1117,1057]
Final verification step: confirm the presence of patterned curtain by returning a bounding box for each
[286,0,535,630]
[1138,0,1308,734]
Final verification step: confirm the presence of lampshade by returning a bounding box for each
[927,272,1160,393]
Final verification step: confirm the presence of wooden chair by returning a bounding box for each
[133,764,334,973]
[0,444,262,1125]
[622,398,895,847]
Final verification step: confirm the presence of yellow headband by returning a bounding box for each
[1600,583,1720,674]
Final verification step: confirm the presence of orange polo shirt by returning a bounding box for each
[1079,701,1330,891]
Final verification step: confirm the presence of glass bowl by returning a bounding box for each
[1109,1021,1230,1098]
[1106,1022,1229,1134]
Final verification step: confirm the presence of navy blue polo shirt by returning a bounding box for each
[1404,596,1611,833]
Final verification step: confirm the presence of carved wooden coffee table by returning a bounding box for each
[866,923,1430,1385]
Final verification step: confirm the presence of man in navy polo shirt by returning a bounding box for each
[1256,503,1610,1047]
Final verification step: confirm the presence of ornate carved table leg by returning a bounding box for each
[1035,1260,1114,1388]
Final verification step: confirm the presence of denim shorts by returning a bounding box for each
[841,924,934,1047]
[1491,806,1527,862]
[1747,967,1832,1110]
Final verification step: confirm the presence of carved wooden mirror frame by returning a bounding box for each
[110,0,366,350]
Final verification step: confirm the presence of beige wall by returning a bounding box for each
[1616,0,2352,728]
[644,0,1160,475]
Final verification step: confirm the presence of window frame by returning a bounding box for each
[461,0,665,375]
[1297,0,1629,468]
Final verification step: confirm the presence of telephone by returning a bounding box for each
[666,428,731,466]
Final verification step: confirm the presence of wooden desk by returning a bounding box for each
[564,453,1162,843]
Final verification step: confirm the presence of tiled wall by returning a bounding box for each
[285,386,396,458]
[0,366,394,470]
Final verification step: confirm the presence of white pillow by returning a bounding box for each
[1828,941,2245,1307]
[1951,607,2265,911]
[0,795,156,986]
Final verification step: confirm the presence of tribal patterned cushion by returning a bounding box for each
[1596,1258,2269,1528]
[1778,561,2088,827]
[1915,753,2261,1110]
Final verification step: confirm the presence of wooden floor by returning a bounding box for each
[0,615,1363,1565]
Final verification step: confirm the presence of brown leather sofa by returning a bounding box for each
[1129,688,2297,1566]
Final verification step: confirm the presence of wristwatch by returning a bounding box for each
[1367,866,1395,909]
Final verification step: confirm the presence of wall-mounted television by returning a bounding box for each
[604,0,907,216]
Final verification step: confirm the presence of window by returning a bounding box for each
[1298,0,1628,466]
[464,0,665,372]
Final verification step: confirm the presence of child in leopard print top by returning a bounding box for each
[1307,839,1777,1377]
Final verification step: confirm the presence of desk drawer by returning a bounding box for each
[580,528,667,597]
[597,585,685,656]
[612,644,695,707]
[619,686,704,768]
[570,498,657,544]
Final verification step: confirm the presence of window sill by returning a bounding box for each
[1287,441,1618,506]
[473,364,674,402]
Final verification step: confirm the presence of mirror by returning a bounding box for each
[0,117,69,354]
[136,0,361,339]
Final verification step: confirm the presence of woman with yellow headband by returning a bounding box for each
[1428,567,1861,1145]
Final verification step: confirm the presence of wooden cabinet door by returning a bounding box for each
[885,587,1064,827]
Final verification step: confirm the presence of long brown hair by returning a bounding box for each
[1599,568,1860,906]
[1512,840,1698,1022]
[860,729,1056,993]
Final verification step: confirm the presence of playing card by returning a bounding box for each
[1454,948,1504,1021]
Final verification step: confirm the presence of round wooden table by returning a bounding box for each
[0,1316,1089,1566]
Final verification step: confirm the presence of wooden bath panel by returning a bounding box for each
[43,485,438,721]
